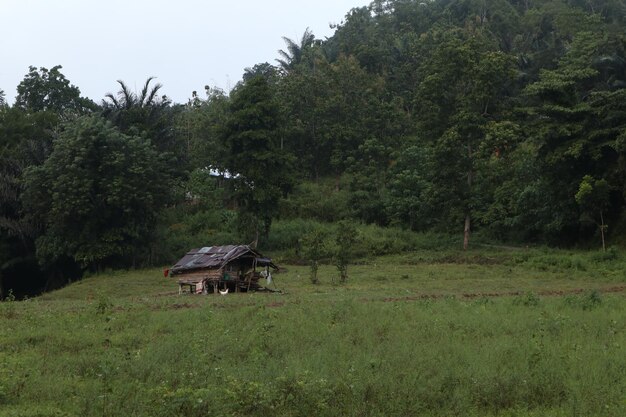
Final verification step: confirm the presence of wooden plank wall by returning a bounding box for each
[176,269,223,283]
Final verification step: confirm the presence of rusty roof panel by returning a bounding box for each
[170,245,277,275]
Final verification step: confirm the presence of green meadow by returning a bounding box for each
[1,248,625,417]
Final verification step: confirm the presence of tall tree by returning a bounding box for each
[103,77,169,111]
[14,65,96,117]
[22,116,172,270]
[243,62,279,83]
[576,175,611,250]
[220,75,294,244]
[0,109,58,242]
[520,28,626,242]
[276,28,316,72]
[0,107,60,296]
[413,27,515,249]
[102,77,180,156]
[178,85,230,171]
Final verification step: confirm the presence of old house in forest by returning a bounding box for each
[169,245,278,294]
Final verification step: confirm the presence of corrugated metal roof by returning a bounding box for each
[170,245,277,275]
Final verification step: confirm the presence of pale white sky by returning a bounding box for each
[0,0,370,104]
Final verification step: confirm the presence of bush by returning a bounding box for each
[301,229,329,284]
[263,219,334,254]
[278,180,350,222]
[149,205,239,264]
[589,246,619,262]
[565,290,603,310]
[334,221,359,283]
[266,220,460,260]
[513,291,540,307]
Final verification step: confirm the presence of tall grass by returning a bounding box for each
[1,255,625,417]
[265,219,460,260]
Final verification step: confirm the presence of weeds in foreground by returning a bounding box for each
[1,291,624,417]
[1,250,625,417]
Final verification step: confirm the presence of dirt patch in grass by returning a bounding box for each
[266,301,286,308]
[379,285,626,303]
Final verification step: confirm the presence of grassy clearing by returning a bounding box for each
[1,248,625,417]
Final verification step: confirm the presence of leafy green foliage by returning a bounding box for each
[576,176,610,214]
[22,116,171,269]
[4,0,626,297]
[0,107,63,296]
[14,65,96,117]
[301,228,328,284]
[220,75,294,243]
[334,221,358,283]
[279,180,350,222]
[180,86,230,171]
[102,77,187,179]
[276,28,316,72]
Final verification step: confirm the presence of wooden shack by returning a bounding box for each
[169,245,278,294]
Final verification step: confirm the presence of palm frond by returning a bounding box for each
[275,58,290,70]
[145,81,163,106]
[103,92,120,109]
[277,28,316,71]
[116,80,135,109]
[301,27,315,48]
[140,76,157,106]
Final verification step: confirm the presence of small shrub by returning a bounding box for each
[564,290,603,310]
[473,297,493,306]
[581,290,603,310]
[0,290,17,319]
[334,221,358,283]
[513,291,540,307]
[301,229,329,284]
[590,247,619,262]
[95,295,112,316]
[527,253,589,272]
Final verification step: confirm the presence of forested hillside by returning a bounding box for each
[1,0,625,296]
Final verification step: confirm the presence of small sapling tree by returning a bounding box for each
[301,229,327,284]
[575,175,610,251]
[334,221,358,283]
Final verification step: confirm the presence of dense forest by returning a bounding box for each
[1,0,625,296]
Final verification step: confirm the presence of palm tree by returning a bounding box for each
[102,77,176,153]
[103,76,170,110]
[276,28,316,72]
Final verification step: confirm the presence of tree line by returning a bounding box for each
[1,0,625,296]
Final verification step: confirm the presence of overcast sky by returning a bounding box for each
[1,0,369,104]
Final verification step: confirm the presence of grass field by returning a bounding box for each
[1,247,625,416]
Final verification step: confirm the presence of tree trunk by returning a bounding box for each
[463,214,471,251]
[464,142,473,251]
[252,226,259,249]
[600,211,606,252]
